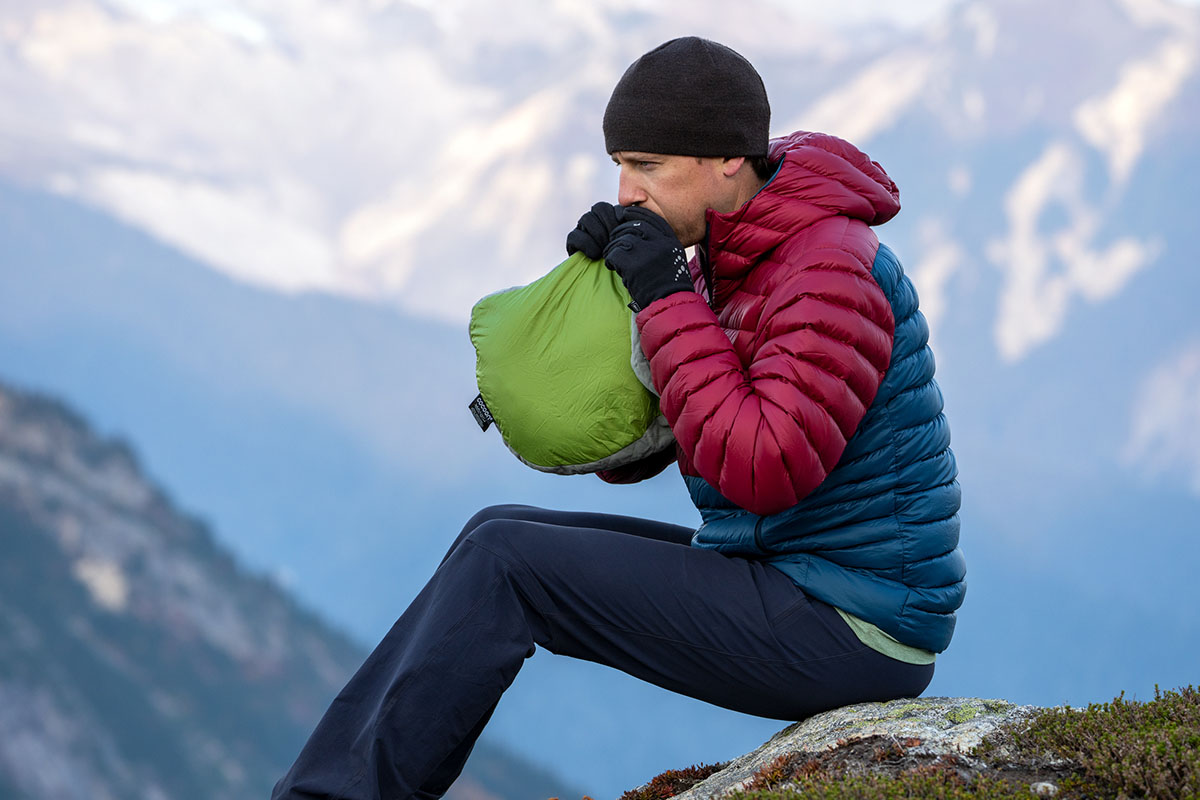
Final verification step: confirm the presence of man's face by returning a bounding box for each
[611,152,732,247]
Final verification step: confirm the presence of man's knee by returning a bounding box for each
[462,504,528,533]
[461,518,525,562]
[459,519,557,639]
[442,505,531,566]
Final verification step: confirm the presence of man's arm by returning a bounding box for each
[636,218,895,516]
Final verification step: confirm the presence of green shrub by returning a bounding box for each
[1007,685,1200,799]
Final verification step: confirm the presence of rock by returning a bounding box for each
[666,697,1041,799]
[1030,781,1060,796]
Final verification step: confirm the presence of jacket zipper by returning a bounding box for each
[697,240,717,309]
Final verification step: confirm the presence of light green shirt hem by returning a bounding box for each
[834,607,936,665]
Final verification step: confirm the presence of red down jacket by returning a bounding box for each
[608,130,899,517]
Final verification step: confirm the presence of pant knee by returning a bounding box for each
[441,505,532,566]
[461,518,523,562]
[462,504,530,534]
[459,520,556,639]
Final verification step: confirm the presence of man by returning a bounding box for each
[273,36,964,800]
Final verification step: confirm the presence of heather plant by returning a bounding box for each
[1006,685,1200,799]
[618,762,728,800]
[734,771,1028,799]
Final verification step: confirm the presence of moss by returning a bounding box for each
[881,702,925,719]
[843,701,928,729]
[944,704,980,724]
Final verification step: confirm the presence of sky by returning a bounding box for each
[106,0,1200,33]
[106,0,957,37]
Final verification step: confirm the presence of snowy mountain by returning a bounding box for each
[2,0,1196,331]
[2,0,1200,797]
[0,0,845,319]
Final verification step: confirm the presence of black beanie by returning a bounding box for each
[603,37,770,157]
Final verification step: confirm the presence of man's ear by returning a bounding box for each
[721,156,747,178]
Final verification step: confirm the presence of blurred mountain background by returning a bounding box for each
[1,0,1199,797]
[0,381,582,799]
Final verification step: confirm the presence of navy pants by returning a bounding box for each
[272,505,933,799]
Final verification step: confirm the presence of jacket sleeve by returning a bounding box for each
[635,225,894,516]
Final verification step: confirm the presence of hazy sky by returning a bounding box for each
[113,0,960,33]
[775,0,1200,27]
[767,0,967,27]
[105,0,1200,44]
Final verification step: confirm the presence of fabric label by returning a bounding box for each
[468,394,494,432]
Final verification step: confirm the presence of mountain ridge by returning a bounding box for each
[0,377,586,799]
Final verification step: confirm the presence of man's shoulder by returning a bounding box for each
[765,216,882,276]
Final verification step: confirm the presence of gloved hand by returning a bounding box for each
[602,207,693,311]
[565,201,622,260]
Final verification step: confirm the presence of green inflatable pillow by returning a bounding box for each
[468,252,674,475]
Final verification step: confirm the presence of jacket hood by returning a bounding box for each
[700,131,901,302]
[765,130,900,225]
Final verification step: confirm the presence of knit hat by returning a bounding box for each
[603,37,770,157]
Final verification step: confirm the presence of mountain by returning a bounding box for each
[2,0,1200,797]
[0,380,584,799]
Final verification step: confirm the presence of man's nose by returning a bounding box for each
[617,171,645,207]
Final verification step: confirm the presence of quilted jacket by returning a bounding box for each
[634,131,966,653]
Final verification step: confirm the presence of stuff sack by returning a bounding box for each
[468,252,674,475]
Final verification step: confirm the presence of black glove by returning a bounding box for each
[602,207,692,311]
[565,201,622,260]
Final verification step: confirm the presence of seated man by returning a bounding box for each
[272,36,965,800]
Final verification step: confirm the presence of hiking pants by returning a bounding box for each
[271,504,933,799]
